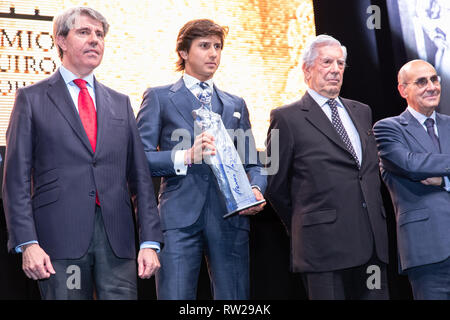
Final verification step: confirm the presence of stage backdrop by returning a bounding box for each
[0,0,316,148]
[387,0,450,114]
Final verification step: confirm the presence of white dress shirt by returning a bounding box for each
[307,88,363,165]
[173,74,214,175]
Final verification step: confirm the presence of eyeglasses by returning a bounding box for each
[404,75,441,88]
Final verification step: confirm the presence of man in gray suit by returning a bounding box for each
[136,19,266,300]
[2,7,162,299]
[374,59,450,299]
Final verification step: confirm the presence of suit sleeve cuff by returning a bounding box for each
[15,240,39,253]
[174,150,188,176]
[140,241,161,253]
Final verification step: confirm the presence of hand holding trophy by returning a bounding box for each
[192,86,265,218]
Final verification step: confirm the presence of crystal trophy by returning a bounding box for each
[192,90,264,218]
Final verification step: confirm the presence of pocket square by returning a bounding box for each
[233,112,241,119]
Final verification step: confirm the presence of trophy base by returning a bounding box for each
[223,200,266,218]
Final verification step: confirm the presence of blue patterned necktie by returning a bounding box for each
[328,98,360,169]
[197,82,212,110]
[424,118,441,152]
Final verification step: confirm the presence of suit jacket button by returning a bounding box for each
[362,202,367,209]
[92,160,96,167]
[89,191,95,197]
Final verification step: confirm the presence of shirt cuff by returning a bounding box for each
[174,150,188,175]
[251,185,261,192]
[15,240,39,253]
[444,176,450,192]
[140,241,161,253]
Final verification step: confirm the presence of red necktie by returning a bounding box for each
[73,79,100,205]
[73,79,97,152]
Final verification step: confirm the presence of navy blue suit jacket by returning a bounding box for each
[374,109,450,272]
[136,78,267,231]
[2,70,163,259]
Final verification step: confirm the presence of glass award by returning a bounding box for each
[192,94,264,218]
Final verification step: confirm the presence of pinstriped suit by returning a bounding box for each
[2,70,163,260]
[136,78,266,299]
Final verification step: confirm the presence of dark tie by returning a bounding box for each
[424,118,441,152]
[197,82,212,110]
[327,98,360,169]
[73,79,97,153]
[73,79,100,205]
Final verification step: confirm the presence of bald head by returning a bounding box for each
[398,59,436,85]
[397,59,441,117]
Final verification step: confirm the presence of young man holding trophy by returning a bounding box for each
[136,19,267,300]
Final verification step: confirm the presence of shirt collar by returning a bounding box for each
[407,105,436,125]
[59,65,95,88]
[307,87,343,109]
[183,73,214,90]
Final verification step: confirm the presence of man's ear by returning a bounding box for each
[302,63,310,82]
[179,50,188,60]
[398,83,408,99]
[56,35,67,52]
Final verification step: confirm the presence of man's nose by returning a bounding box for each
[88,33,100,44]
[209,46,218,57]
[330,60,340,72]
[425,79,440,91]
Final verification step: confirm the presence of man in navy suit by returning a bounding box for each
[374,59,450,299]
[2,7,162,299]
[136,19,266,300]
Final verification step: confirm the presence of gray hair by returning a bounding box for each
[53,7,110,59]
[302,34,347,68]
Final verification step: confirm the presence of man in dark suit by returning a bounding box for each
[373,59,450,299]
[265,35,389,299]
[2,7,163,300]
[136,19,266,300]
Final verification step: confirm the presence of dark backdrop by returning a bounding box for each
[0,0,414,300]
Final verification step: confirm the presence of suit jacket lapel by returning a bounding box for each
[401,110,437,153]
[169,78,197,130]
[302,92,350,153]
[93,78,111,156]
[436,113,450,154]
[340,98,368,161]
[47,71,93,154]
[215,86,234,127]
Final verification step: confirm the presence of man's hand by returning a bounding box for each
[137,248,160,279]
[186,132,216,165]
[421,177,443,186]
[239,187,266,216]
[22,244,55,280]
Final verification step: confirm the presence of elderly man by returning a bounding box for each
[266,34,389,299]
[2,7,162,299]
[373,59,450,300]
